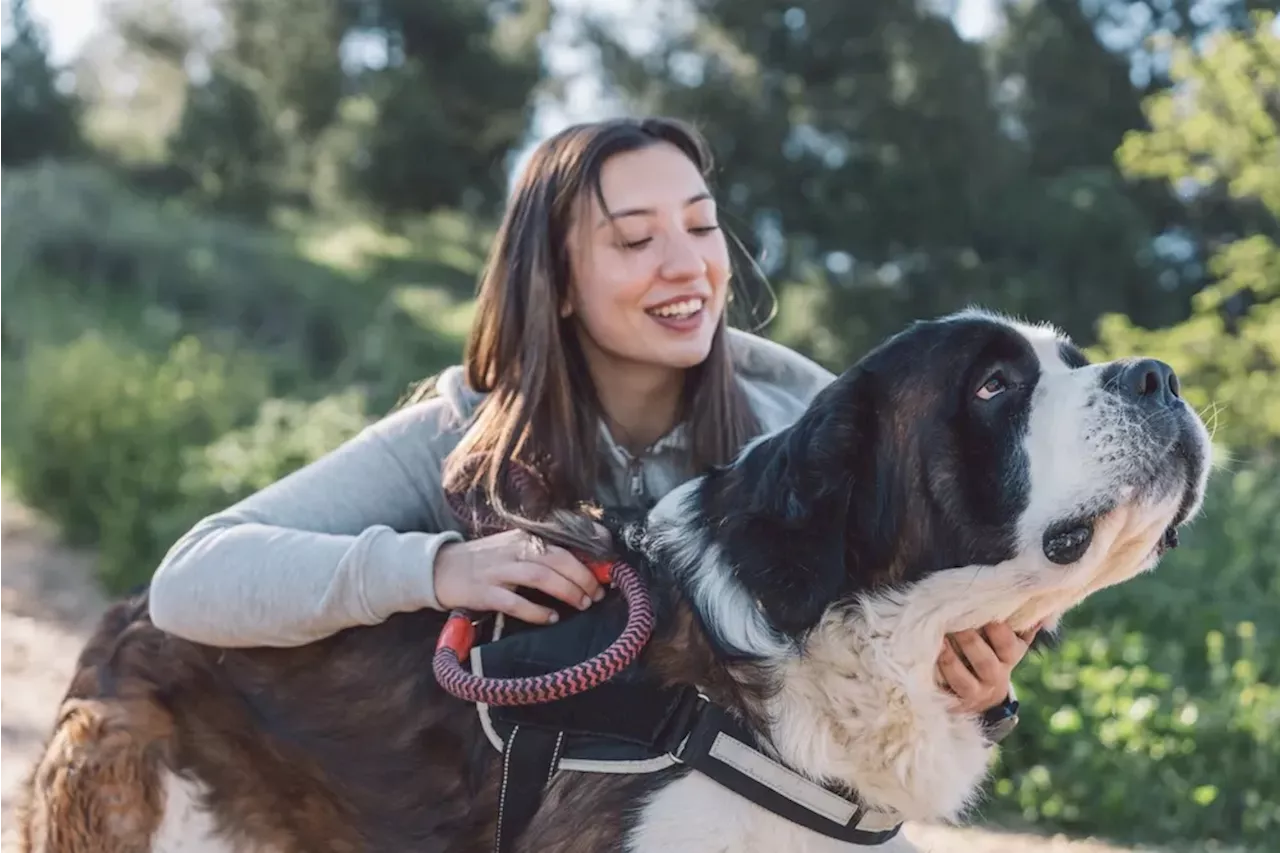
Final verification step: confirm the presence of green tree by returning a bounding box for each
[1095,10,1279,455]
[102,0,548,220]
[1,0,84,166]
[163,0,348,218]
[345,0,550,219]
[577,0,1193,365]
[987,16,1279,845]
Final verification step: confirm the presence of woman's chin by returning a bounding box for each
[649,336,717,370]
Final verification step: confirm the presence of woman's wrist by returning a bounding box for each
[980,684,1021,744]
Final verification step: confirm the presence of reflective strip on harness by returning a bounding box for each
[673,700,905,845]
[707,732,859,825]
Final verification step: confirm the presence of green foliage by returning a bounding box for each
[1,162,477,410]
[0,333,268,592]
[179,391,371,501]
[581,0,1201,356]
[139,391,376,588]
[1093,257,1280,453]
[167,67,288,220]
[352,0,549,217]
[102,0,549,220]
[986,16,1280,848]
[1,162,370,389]
[0,332,382,593]
[1,158,482,592]
[1098,12,1280,454]
[992,460,1280,846]
[1116,13,1280,220]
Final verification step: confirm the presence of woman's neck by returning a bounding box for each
[588,357,686,454]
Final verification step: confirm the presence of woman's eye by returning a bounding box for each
[620,237,652,250]
[976,372,1007,401]
[689,225,721,236]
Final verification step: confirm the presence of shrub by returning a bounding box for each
[2,162,475,410]
[178,389,372,503]
[1,162,371,391]
[1,333,268,592]
[133,390,376,588]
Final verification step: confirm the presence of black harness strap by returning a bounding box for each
[671,699,904,846]
[493,725,564,853]
[478,591,903,850]
[489,687,903,851]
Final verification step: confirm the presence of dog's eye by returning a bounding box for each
[976,372,1007,401]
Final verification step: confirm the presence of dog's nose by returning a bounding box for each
[1118,359,1180,406]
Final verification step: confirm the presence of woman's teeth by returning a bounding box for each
[647,298,704,319]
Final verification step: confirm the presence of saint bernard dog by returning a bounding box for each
[17,309,1212,853]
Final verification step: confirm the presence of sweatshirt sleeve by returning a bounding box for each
[147,398,469,649]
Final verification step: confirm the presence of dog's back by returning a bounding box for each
[16,593,503,852]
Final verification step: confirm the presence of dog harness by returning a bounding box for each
[436,463,904,850]
[463,597,906,852]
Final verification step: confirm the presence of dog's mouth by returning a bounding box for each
[1043,505,1185,566]
[1042,518,1096,565]
[1044,427,1204,567]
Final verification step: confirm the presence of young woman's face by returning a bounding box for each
[564,142,732,376]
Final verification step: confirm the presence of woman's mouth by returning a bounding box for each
[645,297,706,333]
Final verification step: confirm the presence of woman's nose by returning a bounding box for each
[660,234,707,280]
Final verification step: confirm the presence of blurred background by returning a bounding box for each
[1,0,1276,850]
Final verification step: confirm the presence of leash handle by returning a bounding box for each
[435,454,653,706]
[435,558,615,660]
[432,558,653,706]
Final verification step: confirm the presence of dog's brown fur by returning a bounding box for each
[15,584,760,853]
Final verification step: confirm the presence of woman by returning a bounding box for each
[148,115,1033,725]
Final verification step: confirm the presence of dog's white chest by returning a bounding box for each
[626,773,919,853]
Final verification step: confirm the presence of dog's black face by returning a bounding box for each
[664,309,1211,656]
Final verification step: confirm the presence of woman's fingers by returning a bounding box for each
[484,586,560,626]
[984,622,1032,665]
[937,639,982,701]
[951,628,1006,684]
[506,561,596,611]
[537,545,605,603]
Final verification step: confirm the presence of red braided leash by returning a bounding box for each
[431,455,656,706]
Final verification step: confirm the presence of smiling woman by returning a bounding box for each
[450,119,758,533]
[145,116,1031,742]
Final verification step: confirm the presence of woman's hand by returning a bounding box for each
[937,621,1044,714]
[434,529,607,625]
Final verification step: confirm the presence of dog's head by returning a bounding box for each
[655,309,1212,657]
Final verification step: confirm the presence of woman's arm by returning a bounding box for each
[148,399,468,648]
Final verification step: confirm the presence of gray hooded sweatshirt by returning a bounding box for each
[147,328,837,648]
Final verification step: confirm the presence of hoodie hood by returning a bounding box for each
[428,327,834,430]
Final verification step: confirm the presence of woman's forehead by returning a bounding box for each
[590,144,714,220]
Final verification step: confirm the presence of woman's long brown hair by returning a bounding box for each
[438,117,763,548]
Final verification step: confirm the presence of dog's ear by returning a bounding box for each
[703,368,889,635]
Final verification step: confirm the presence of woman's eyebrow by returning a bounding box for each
[596,192,713,227]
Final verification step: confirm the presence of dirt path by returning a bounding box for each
[2,498,108,849]
[0,496,1185,852]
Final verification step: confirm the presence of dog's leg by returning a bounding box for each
[18,698,171,853]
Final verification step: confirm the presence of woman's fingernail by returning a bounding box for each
[594,588,606,602]
[548,612,559,623]
[580,595,593,609]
